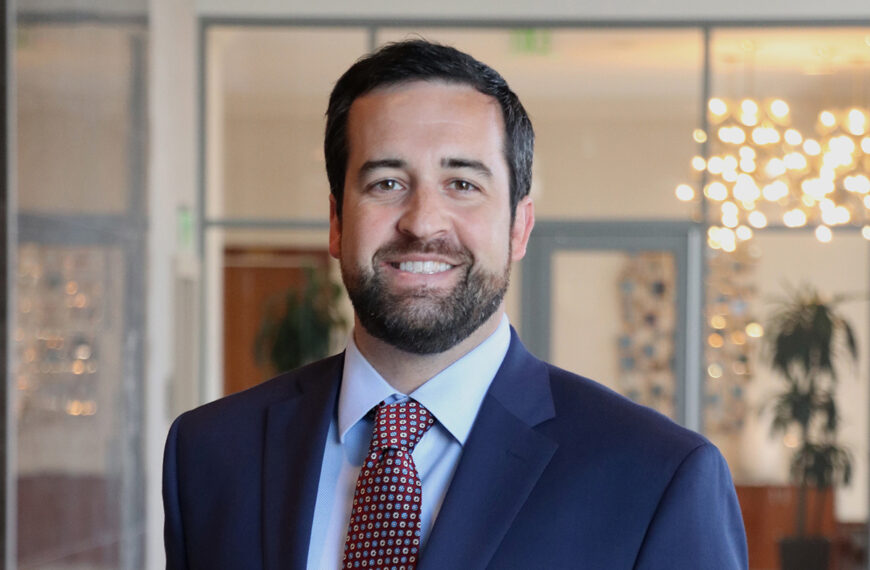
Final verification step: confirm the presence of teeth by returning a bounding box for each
[398,261,452,274]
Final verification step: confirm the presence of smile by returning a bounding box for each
[395,261,454,274]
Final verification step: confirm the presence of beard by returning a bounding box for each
[341,236,510,354]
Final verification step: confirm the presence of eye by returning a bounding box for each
[369,179,403,192]
[448,179,480,193]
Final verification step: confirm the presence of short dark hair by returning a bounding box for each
[324,39,534,219]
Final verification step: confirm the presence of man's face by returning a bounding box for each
[329,80,534,354]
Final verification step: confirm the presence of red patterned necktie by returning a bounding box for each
[343,400,435,569]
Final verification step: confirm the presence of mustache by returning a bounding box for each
[373,237,473,264]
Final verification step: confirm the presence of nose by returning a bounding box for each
[396,187,450,241]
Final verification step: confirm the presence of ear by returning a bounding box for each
[510,196,535,262]
[328,194,341,259]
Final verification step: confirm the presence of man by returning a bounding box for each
[163,40,748,569]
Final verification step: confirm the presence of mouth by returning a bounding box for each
[391,260,455,274]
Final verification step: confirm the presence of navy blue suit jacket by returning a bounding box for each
[163,329,748,569]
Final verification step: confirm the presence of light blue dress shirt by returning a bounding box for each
[305,315,511,569]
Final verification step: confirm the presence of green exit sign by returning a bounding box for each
[510,29,552,55]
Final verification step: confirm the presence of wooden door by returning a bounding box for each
[222,247,330,395]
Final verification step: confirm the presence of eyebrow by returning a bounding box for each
[359,158,407,176]
[358,157,493,178]
[441,157,493,178]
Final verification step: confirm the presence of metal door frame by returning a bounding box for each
[521,220,705,431]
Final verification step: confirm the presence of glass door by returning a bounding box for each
[520,221,704,429]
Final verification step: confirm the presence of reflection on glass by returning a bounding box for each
[210,27,370,221]
[551,251,677,419]
[14,15,148,569]
[17,24,141,215]
[701,29,870,245]
[377,28,703,220]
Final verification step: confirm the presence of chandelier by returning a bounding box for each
[677,97,870,250]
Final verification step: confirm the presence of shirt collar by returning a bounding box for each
[338,314,511,446]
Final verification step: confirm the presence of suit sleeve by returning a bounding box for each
[163,416,189,570]
[634,442,748,570]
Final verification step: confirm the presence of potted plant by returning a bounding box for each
[766,286,858,570]
[255,266,346,375]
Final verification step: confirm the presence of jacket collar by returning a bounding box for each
[261,354,343,570]
[419,329,558,570]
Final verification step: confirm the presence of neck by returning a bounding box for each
[352,307,505,394]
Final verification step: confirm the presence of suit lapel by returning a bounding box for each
[419,332,558,570]
[261,355,343,570]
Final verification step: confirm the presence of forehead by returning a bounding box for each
[345,80,505,156]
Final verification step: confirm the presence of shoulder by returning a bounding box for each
[541,362,711,468]
[169,353,343,444]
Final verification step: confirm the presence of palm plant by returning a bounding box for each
[255,266,346,374]
[767,286,857,539]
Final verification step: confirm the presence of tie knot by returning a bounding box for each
[371,400,435,453]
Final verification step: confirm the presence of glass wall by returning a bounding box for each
[701,31,870,563]
[202,22,870,569]
[13,9,148,569]
[377,28,704,221]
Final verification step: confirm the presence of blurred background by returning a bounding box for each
[5,0,870,568]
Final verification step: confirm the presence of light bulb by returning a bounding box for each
[783,209,807,228]
[844,175,870,194]
[830,135,856,155]
[705,182,728,201]
[693,129,708,143]
[707,156,724,174]
[718,228,736,252]
[770,99,789,119]
[785,129,803,145]
[803,139,822,155]
[745,322,764,338]
[740,113,759,127]
[815,225,833,243]
[718,126,746,145]
[783,152,807,170]
[675,184,695,201]
[709,98,728,117]
[763,181,789,202]
[765,158,787,177]
[741,99,759,116]
[733,174,760,202]
[721,214,739,228]
[819,110,836,128]
[848,109,867,135]
[752,126,780,145]
[801,178,833,199]
[748,210,768,228]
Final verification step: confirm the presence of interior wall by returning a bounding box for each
[737,233,870,522]
[145,4,870,568]
[196,0,870,21]
[148,0,197,568]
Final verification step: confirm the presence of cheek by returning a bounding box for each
[459,219,512,264]
[343,214,386,258]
